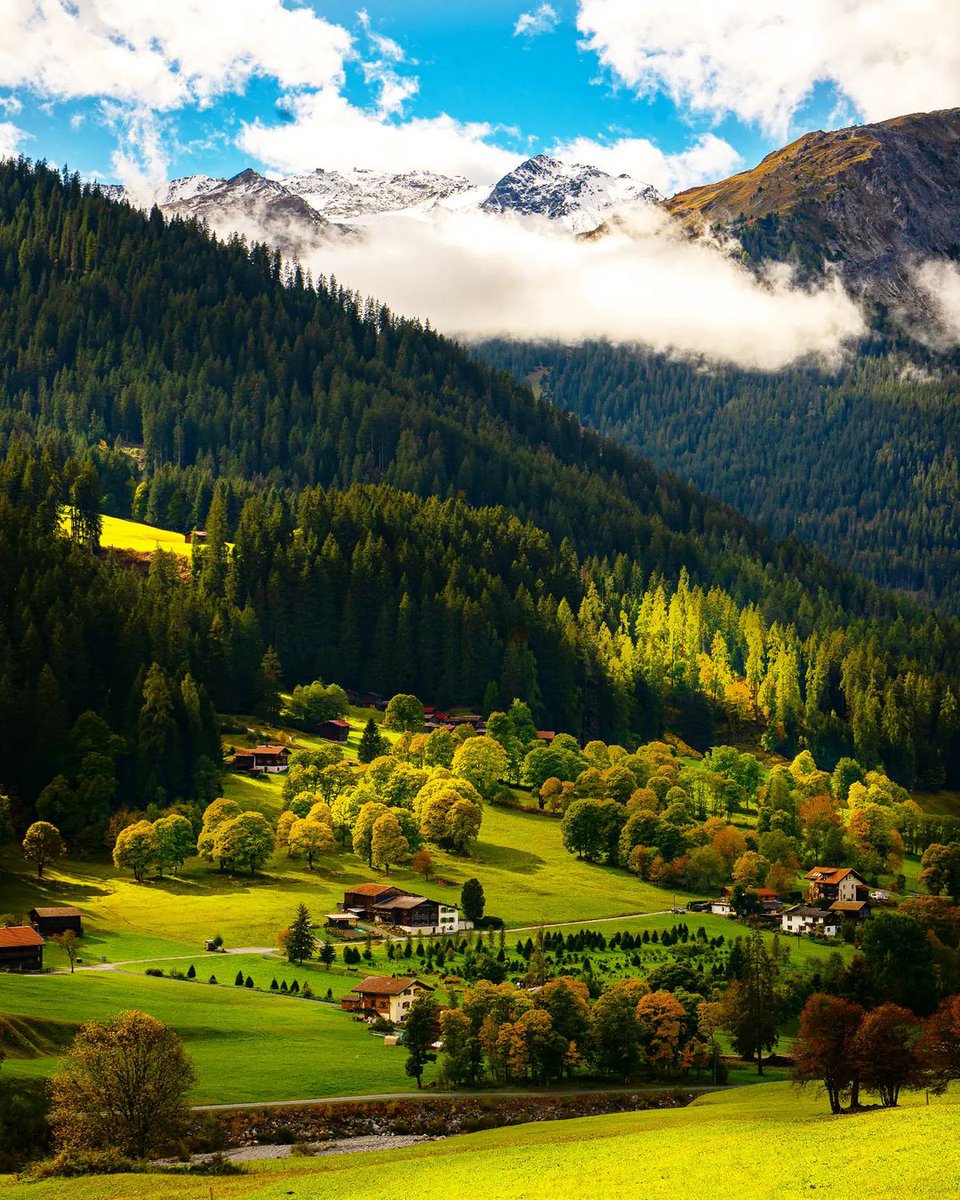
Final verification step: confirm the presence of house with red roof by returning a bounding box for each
[341,975,434,1023]
[0,926,45,972]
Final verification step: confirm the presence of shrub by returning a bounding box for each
[208,975,218,985]
[270,978,278,991]
[290,981,300,994]
[244,975,254,988]
[145,968,164,977]
[234,971,244,986]
[301,984,314,999]
[186,965,196,979]
[26,1148,140,1179]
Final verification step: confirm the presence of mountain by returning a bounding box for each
[101,155,659,241]
[2,157,959,797]
[278,167,486,221]
[665,108,960,313]
[480,154,661,232]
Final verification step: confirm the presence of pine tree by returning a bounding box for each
[358,717,386,764]
[286,903,316,964]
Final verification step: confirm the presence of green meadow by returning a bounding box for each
[2,1082,955,1200]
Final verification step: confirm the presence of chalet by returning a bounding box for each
[346,690,385,710]
[781,905,840,938]
[805,867,870,906]
[341,975,434,1023]
[709,897,733,916]
[0,926,45,972]
[233,745,289,773]
[535,731,556,744]
[446,714,485,733]
[29,906,83,937]
[373,894,465,934]
[185,529,207,545]
[317,718,350,743]
[342,883,409,920]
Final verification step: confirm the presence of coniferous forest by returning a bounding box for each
[477,338,960,612]
[1,158,959,842]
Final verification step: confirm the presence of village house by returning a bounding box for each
[0,926,45,971]
[233,745,290,773]
[29,906,83,937]
[781,905,841,938]
[372,894,465,934]
[342,883,410,920]
[316,718,350,743]
[805,866,870,906]
[341,975,434,1023]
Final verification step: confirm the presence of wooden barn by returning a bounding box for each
[29,906,83,937]
[0,926,45,972]
[317,718,350,743]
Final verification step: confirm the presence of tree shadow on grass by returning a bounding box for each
[469,842,545,873]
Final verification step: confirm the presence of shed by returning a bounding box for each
[0,926,45,972]
[29,906,83,936]
[317,718,350,743]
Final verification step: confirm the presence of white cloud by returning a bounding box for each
[304,207,864,370]
[550,132,742,195]
[0,121,28,158]
[239,90,517,182]
[0,0,351,110]
[515,4,559,38]
[576,0,960,138]
[103,105,171,204]
[915,260,960,342]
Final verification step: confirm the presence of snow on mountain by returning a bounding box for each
[481,154,662,233]
[279,167,485,222]
[92,156,661,256]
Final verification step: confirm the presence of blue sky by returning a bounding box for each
[1,1,956,195]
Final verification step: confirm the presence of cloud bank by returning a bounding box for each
[549,132,742,197]
[577,0,960,138]
[303,206,864,371]
[916,261,960,342]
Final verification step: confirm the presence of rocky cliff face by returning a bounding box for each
[665,109,960,314]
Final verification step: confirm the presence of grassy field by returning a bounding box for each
[60,512,194,558]
[0,970,417,1102]
[2,1082,955,1199]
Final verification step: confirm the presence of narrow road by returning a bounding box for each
[193,1083,723,1112]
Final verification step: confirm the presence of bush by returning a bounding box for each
[186,964,196,979]
[244,975,254,988]
[301,984,314,999]
[168,968,186,980]
[145,968,164,977]
[270,978,279,991]
[208,975,218,985]
[26,1147,140,1179]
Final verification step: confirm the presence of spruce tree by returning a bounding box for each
[358,717,386,764]
[286,903,317,964]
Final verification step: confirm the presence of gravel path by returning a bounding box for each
[160,1134,435,1165]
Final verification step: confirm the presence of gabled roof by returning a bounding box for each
[352,975,434,996]
[0,926,45,948]
[782,905,836,919]
[345,882,405,897]
[30,906,82,918]
[376,894,437,911]
[829,900,869,912]
[320,719,350,728]
[251,744,288,756]
[804,866,865,885]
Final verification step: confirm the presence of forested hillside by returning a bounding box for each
[1,159,959,837]
[478,338,960,612]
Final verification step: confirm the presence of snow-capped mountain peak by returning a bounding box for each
[481,154,661,232]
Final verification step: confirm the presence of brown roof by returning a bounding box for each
[829,900,868,912]
[346,882,405,897]
[376,894,436,911]
[805,866,864,885]
[352,975,434,997]
[30,906,82,918]
[783,905,836,920]
[323,719,350,728]
[0,926,45,948]
[251,745,288,756]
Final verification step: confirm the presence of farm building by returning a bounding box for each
[233,745,290,773]
[829,899,870,922]
[341,975,434,1023]
[317,718,350,743]
[342,883,410,920]
[0,926,45,972]
[780,905,840,938]
[29,906,83,936]
[805,867,869,906]
[325,912,358,930]
[373,894,466,935]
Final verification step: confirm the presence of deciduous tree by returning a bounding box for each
[49,1011,195,1159]
[21,821,65,878]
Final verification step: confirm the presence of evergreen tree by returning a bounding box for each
[286,903,316,964]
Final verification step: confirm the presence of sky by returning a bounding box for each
[3,0,960,197]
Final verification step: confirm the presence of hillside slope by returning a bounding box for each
[665,108,960,312]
